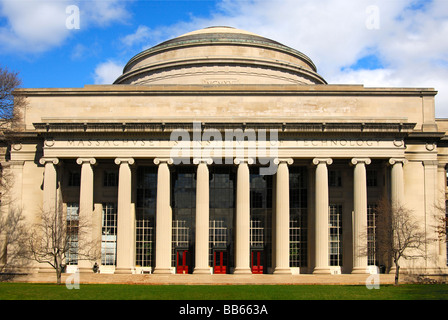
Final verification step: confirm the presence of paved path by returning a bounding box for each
[11,272,397,286]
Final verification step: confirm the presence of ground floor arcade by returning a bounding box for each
[38,155,406,275]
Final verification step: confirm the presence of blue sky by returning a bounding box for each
[1,0,448,116]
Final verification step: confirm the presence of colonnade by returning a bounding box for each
[39,156,406,274]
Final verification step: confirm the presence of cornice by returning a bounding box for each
[32,121,416,134]
[13,85,438,97]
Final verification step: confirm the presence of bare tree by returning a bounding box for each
[0,209,29,277]
[0,65,25,131]
[27,203,99,285]
[375,197,431,285]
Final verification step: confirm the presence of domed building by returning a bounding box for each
[3,26,448,279]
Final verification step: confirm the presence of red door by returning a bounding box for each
[213,251,227,274]
[251,250,264,274]
[176,250,189,274]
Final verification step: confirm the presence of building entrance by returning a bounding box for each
[251,250,264,274]
[176,249,190,274]
[213,250,227,274]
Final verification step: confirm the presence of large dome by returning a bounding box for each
[114,26,326,85]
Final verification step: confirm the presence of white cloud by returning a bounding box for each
[0,0,71,53]
[93,60,123,84]
[0,0,131,54]
[121,25,152,47]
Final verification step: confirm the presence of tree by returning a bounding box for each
[375,197,431,285]
[27,203,100,285]
[0,146,30,278]
[0,209,29,277]
[0,66,25,131]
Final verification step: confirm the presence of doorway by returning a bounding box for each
[251,250,264,274]
[213,250,227,274]
[176,249,190,274]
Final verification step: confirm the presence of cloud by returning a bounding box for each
[148,0,448,116]
[0,0,71,53]
[121,25,152,48]
[93,60,123,84]
[0,0,131,54]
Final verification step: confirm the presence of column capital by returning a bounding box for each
[193,158,213,165]
[39,157,59,165]
[389,158,407,165]
[312,158,333,166]
[234,157,254,165]
[76,157,97,165]
[274,158,294,165]
[115,158,135,165]
[351,158,371,166]
[153,157,173,165]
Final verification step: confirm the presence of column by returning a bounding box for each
[273,158,293,274]
[76,158,96,273]
[193,158,213,274]
[312,158,332,274]
[351,158,371,274]
[389,158,406,208]
[114,158,135,274]
[39,158,59,215]
[153,158,173,274]
[233,157,253,274]
[38,158,59,273]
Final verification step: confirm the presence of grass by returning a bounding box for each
[1,283,448,300]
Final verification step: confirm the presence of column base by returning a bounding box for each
[351,267,369,274]
[233,268,252,275]
[193,268,211,275]
[312,267,331,274]
[114,267,134,274]
[153,268,172,274]
[273,267,292,275]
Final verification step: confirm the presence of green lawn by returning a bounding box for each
[1,283,448,300]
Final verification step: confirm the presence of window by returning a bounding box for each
[171,167,196,266]
[289,167,307,268]
[209,166,235,267]
[103,171,118,187]
[328,170,342,187]
[367,170,378,187]
[329,204,343,266]
[101,203,117,266]
[68,171,80,186]
[249,167,272,268]
[135,166,157,267]
[367,204,378,266]
[66,203,79,265]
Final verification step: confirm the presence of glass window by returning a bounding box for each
[249,167,272,268]
[328,170,342,187]
[103,171,118,187]
[367,170,378,187]
[209,166,235,267]
[66,203,79,265]
[289,166,308,268]
[135,166,157,267]
[171,167,196,267]
[68,171,80,187]
[101,203,117,266]
[367,204,378,266]
[329,204,342,266]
